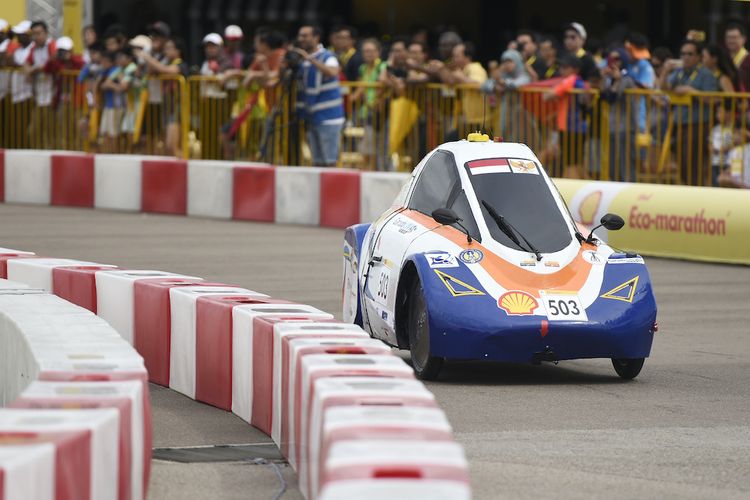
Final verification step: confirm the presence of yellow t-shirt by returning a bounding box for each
[462,62,488,124]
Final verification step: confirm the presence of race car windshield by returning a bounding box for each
[464,158,572,253]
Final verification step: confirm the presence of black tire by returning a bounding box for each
[611,358,645,379]
[407,278,444,380]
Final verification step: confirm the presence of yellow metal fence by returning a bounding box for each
[1,69,748,187]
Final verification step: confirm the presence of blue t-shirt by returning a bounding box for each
[101,66,121,109]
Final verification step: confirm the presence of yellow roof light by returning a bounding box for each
[467,132,490,142]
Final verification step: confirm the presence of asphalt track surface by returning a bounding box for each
[1,203,749,500]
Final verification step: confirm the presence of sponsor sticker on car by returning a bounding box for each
[459,249,484,264]
[540,290,588,321]
[607,256,645,264]
[425,252,459,268]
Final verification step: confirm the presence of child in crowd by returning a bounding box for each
[709,102,736,186]
[77,42,103,146]
[113,47,141,150]
[97,51,122,152]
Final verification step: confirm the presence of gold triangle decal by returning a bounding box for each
[600,276,639,303]
[434,269,485,297]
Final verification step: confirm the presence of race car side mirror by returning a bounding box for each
[432,208,460,225]
[432,208,473,243]
[585,213,625,244]
[601,213,625,231]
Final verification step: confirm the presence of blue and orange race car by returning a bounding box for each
[343,134,658,380]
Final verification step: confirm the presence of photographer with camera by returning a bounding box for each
[290,25,344,167]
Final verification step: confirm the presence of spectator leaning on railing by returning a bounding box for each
[661,39,719,185]
[483,49,530,138]
[330,25,363,83]
[134,37,187,156]
[600,47,637,181]
[26,21,57,149]
[291,25,345,167]
[143,21,171,151]
[437,41,488,131]
[9,21,33,149]
[0,19,10,148]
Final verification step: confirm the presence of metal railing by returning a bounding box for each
[2,68,749,187]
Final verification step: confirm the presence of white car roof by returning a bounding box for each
[434,140,539,168]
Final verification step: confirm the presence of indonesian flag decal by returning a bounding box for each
[466,158,510,175]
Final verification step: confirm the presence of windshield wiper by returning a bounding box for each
[481,200,543,261]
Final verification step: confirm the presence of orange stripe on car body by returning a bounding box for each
[401,209,596,296]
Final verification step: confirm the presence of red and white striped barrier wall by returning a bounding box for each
[0,274,151,500]
[1,244,471,500]
[0,150,408,229]
[11,380,147,500]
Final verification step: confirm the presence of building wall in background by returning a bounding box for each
[0,0,26,26]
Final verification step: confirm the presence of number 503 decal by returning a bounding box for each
[376,271,389,300]
[540,292,588,321]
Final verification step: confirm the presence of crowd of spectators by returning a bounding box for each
[1,17,750,187]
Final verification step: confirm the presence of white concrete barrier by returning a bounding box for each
[94,154,145,211]
[359,172,409,224]
[4,150,51,205]
[275,167,322,225]
[187,160,235,219]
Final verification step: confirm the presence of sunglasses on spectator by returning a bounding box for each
[681,51,697,56]
[564,34,578,39]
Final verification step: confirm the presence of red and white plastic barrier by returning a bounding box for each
[11,380,147,500]
[0,150,409,229]
[301,377,438,499]
[318,480,472,500]
[0,408,120,500]
[0,277,150,500]
[1,242,471,499]
[321,440,470,495]
[0,442,55,500]
[169,286,268,399]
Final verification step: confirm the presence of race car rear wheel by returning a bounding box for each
[407,278,443,380]
[611,358,645,379]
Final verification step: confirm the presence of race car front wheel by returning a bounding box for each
[407,278,444,380]
[611,358,645,379]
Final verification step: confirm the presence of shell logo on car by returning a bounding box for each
[498,291,539,315]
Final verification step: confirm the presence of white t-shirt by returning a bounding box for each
[11,44,33,103]
[31,40,54,106]
[727,144,750,186]
[710,125,733,167]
